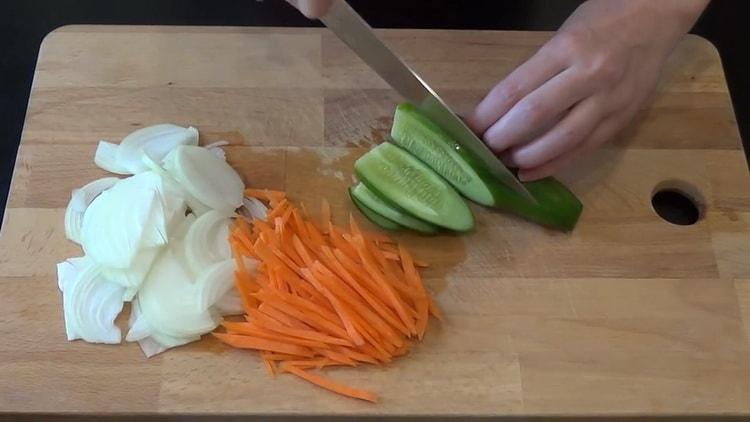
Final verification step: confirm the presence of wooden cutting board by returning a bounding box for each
[1,25,749,417]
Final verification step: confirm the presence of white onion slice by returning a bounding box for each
[81,185,157,269]
[213,288,244,316]
[184,210,232,276]
[59,256,124,344]
[205,141,229,162]
[195,259,236,312]
[145,151,211,216]
[164,145,244,214]
[139,248,219,338]
[173,213,197,240]
[64,177,120,244]
[116,124,199,174]
[203,141,230,149]
[94,141,130,175]
[242,196,268,221]
[102,247,160,300]
[127,299,199,357]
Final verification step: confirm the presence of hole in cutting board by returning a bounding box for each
[651,180,704,226]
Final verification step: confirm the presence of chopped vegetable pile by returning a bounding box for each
[351,102,583,232]
[58,124,248,356]
[219,189,441,402]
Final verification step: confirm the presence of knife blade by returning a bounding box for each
[320,0,536,202]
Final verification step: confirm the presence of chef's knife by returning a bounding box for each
[320,0,536,202]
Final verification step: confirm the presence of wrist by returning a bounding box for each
[645,0,710,49]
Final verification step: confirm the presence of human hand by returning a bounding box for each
[466,0,709,181]
[286,0,333,19]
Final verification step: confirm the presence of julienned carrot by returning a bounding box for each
[220,193,441,403]
[213,332,313,357]
[281,365,378,403]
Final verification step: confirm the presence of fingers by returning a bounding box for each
[465,47,566,136]
[482,67,593,153]
[286,0,333,18]
[507,95,604,169]
[517,108,633,181]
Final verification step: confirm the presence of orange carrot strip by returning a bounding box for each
[233,273,258,313]
[256,290,341,331]
[428,295,444,321]
[245,188,286,203]
[279,359,340,370]
[382,250,400,261]
[312,258,405,347]
[329,224,359,262]
[399,244,430,339]
[318,349,357,366]
[213,332,313,357]
[281,365,377,403]
[292,235,315,268]
[257,302,313,330]
[300,267,365,346]
[260,295,350,340]
[260,353,302,361]
[305,221,327,252]
[224,318,330,350]
[291,209,310,241]
[333,346,379,365]
[262,355,277,377]
[266,198,290,220]
[251,306,353,347]
[321,199,331,234]
[331,248,410,338]
[352,240,417,335]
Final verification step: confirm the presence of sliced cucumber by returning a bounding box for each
[351,183,440,234]
[354,143,474,232]
[390,102,582,231]
[349,188,403,231]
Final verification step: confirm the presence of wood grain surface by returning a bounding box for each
[1,25,749,417]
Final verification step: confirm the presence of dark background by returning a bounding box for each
[1,0,748,222]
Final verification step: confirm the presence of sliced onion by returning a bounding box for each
[173,213,197,240]
[59,256,124,344]
[116,124,199,174]
[205,141,229,162]
[64,177,120,244]
[94,141,130,175]
[127,298,199,357]
[213,287,244,316]
[138,248,219,338]
[184,210,232,276]
[102,247,160,300]
[81,184,157,269]
[195,259,236,311]
[203,141,230,149]
[164,145,244,214]
[142,151,209,217]
[242,196,268,220]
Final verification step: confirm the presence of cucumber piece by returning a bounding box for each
[354,143,474,232]
[351,183,440,234]
[349,188,403,231]
[390,102,582,231]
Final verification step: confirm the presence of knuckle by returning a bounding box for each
[491,81,524,107]
[586,56,623,85]
[519,99,548,123]
[558,126,582,146]
[552,31,585,54]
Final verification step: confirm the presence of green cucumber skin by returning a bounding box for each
[390,102,582,231]
[351,183,441,234]
[354,143,475,232]
[349,188,404,231]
